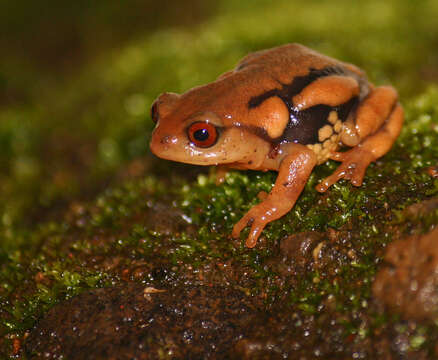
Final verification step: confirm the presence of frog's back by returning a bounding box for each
[235,43,362,80]
[232,44,370,161]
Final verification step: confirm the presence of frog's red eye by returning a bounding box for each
[151,101,159,123]
[187,122,218,148]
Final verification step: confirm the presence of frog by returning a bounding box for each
[149,43,403,248]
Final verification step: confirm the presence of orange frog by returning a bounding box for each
[150,44,403,248]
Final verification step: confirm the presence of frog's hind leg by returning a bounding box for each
[316,86,403,193]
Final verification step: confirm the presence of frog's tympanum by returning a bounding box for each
[150,44,403,248]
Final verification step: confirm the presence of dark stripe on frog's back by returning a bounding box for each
[248,66,346,109]
[248,66,360,144]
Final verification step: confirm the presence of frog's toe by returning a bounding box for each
[328,151,346,161]
[232,209,267,248]
[232,214,253,239]
[350,162,368,186]
[316,148,375,192]
[315,169,346,192]
[245,219,266,248]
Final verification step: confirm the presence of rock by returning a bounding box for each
[373,228,438,321]
[25,284,256,359]
[280,231,325,268]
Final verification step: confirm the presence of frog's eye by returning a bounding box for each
[187,121,218,148]
[151,101,159,123]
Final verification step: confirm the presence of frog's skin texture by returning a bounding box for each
[150,43,403,248]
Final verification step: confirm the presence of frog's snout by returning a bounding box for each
[150,126,178,156]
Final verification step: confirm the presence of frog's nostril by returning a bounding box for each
[160,135,177,145]
[161,136,170,144]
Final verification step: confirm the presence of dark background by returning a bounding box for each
[0,0,214,106]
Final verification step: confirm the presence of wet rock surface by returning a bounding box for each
[279,231,325,269]
[23,284,388,360]
[276,229,354,278]
[22,223,438,359]
[15,186,438,360]
[25,284,258,359]
[21,229,393,360]
[373,227,438,320]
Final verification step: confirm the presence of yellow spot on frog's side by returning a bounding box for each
[312,143,322,154]
[318,124,333,142]
[334,120,343,133]
[307,143,323,163]
[328,111,338,124]
[307,131,341,164]
[323,138,337,150]
[248,96,289,138]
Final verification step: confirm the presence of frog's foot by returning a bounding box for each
[316,97,404,193]
[232,145,317,248]
[316,148,375,193]
[232,203,272,248]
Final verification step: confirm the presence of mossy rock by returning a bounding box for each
[2,0,438,358]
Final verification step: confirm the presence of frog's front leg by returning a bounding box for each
[232,145,317,248]
[214,165,230,185]
[316,86,403,192]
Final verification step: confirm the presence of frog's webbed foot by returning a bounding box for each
[316,148,375,193]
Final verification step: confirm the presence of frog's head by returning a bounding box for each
[150,91,257,166]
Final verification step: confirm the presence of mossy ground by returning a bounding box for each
[1,0,438,358]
